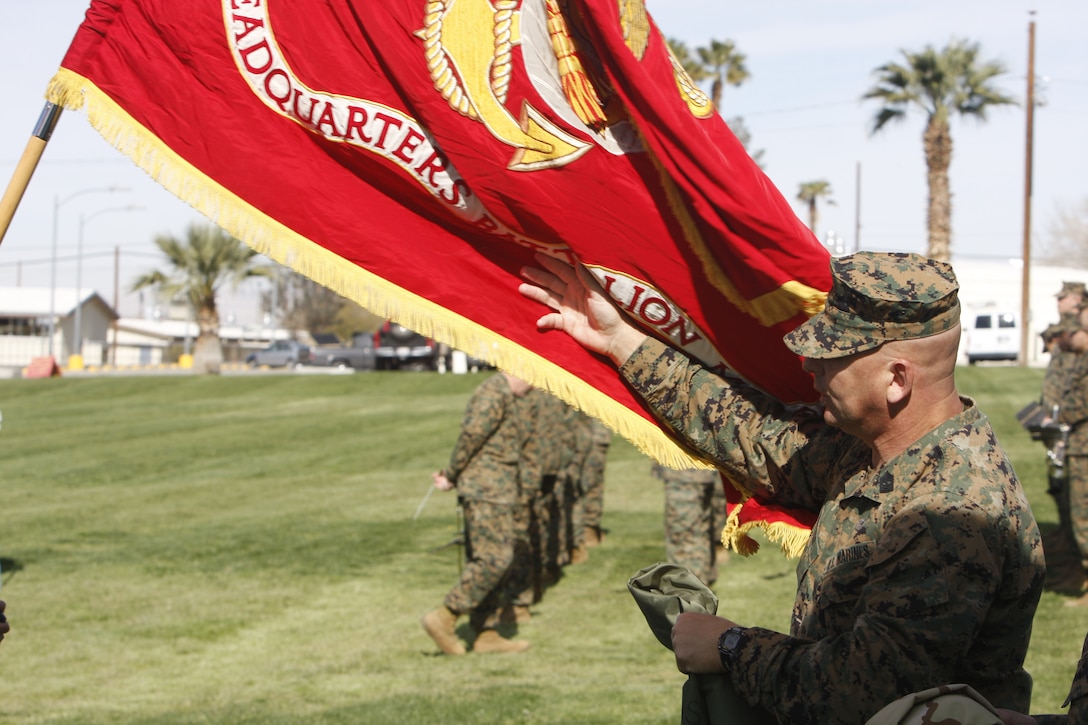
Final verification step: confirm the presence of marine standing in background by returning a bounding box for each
[507,389,579,618]
[1055,301,1088,604]
[1043,282,1086,414]
[651,463,726,586]
[579,418,611,548]
[421,372,533,655]
[1045,281,1087,567]
[567,410,605,564]
[1040,310,1082,580]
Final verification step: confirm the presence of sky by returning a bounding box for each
[0,0,1085,325]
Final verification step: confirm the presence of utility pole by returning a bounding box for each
[1020,11,1036,366]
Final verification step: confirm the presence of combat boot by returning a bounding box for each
[421,606,466,655]
[473,629,530,654]
[584,525,604,548]
[500,604,531,625]
[570,544,589,565]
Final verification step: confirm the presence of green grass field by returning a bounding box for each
[0,366,1083,723]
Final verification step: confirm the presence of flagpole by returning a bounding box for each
[0,102,63,247]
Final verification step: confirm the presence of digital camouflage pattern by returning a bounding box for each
[441,374,529,628]
[620,337,1045,724]
[863,684,1002,725]
[784,252,960,360]
[444,373,526,504]
[579,418,611,533]
[568,410,603,551]
[509,390,582,605]
[445,497,521,630]
[651,463,725,585]
[1042,318,1078,410]
[1058,351,1088,569]
[1058,281,1088,301]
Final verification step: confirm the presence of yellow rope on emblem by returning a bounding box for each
[617,0,650,60]
[545,0,607,131]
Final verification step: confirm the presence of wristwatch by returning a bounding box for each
[718,626,747,669]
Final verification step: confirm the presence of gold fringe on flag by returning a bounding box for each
[45,66,707,471]
[649,143,827,328]
[545,0,608,131]
[721,502,810,559]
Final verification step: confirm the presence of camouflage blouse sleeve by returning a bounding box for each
[726,492,1022,722]
[446,376,508,483]
[620,336,848,510]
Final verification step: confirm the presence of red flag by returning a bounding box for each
[50,0,830,551]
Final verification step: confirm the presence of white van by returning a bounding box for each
[964,308,1019,364]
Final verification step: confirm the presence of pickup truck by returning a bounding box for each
[245,340,314,368]
[310,332,377,371]
[374,321,443,371]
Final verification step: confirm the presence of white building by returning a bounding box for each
[0,286,117,368]
[952,259,1088,366]
[0,286,291,372]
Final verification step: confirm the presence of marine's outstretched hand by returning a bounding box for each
[518,253,647,367]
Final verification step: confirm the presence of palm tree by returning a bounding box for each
[797,180,835,238]
[863,38,1015,262]
[132,223,272,373]
[666,38,711,86]
[696,39,749,111]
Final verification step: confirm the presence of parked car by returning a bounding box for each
[310,332,376,371]
[245,340,314,368]
[374,321,443,371]
[964,308,1019,364]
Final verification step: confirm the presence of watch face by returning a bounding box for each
[723,631,742,650]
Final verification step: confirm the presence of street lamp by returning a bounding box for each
[49,186,128,357]
[73,204,142,364]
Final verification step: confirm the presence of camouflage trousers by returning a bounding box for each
[509,477,566,607]
[580,440,609,530]
[664,475,726,585]
[443,498,524,631]
[1067,456,1088,569]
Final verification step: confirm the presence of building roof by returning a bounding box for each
[0,286,118,319]
[116,317,293,343]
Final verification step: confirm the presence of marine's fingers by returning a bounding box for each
[534,311,567,333]
[533,251,577,278]
[518,281,562,312]
[520,262,567,294]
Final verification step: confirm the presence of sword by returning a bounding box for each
[413,483,437,521]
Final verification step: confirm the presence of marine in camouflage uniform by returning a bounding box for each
[518,251,1045,721]
[507,389,580,612]
[1055,305,1088,599]
[650,463,726,585]
[579,418,611,547]
[623,253,1044,722]
[1040,311,1082,573]
[567,410,602,562]
[421,372,532,655]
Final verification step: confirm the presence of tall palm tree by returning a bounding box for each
[666,38,711,86]
[696,39,749,111]
[797,180,835,238]
[132,223,272,373]
[863,38,1015,262]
